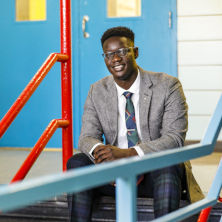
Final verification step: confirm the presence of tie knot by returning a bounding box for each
[123,91,133,99]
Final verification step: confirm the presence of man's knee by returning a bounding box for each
[67,153,93,170]
[152,164,184,180]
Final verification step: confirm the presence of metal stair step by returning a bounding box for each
[0,194,221,222]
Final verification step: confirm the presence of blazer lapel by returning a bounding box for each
[139,68,153,141]
[105,77,118,144]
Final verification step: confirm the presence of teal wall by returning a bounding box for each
[0,0,62,147]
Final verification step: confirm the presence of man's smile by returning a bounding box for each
[112,64,125,72]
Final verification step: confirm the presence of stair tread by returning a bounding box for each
[0,194,221,221]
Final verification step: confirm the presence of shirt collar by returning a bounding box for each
[115,69,140,97]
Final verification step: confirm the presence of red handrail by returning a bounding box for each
[0,0,73,181]
[0,53,68,138]
[11,119,69,183]
[198,197,222,222]
[198,207,212,222]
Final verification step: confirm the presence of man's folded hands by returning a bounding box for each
[93,145,137,163]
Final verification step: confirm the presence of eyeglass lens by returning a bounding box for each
[103,47,133,59]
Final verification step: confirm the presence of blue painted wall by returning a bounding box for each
[0,0,62,147]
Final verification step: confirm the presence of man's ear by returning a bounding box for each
[134,47,139,59]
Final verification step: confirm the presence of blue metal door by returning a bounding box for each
[72,0,177,146]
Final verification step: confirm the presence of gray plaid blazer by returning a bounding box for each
[78,67,204,203]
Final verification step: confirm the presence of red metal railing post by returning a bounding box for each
[60,0,73,171]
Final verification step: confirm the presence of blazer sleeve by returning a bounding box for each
[78,85,104,155]
[138,77,188,153]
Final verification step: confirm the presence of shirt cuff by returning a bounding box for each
[133,145,144,157]
[89,143,103,159]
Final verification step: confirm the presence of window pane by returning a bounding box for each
[107,0,141,17]
[16,0,46,21]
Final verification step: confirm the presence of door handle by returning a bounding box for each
[82,15,90,38]
[168,11,172,28]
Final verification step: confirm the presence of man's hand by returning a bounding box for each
[93,145,138,164]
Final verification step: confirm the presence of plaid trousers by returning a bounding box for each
[67,153,184,222]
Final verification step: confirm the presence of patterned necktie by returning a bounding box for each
[123,91,144,185]
[123,92,139,147]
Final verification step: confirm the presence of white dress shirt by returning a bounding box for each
[89,70,144,158]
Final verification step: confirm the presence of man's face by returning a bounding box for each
[102,36,138,82]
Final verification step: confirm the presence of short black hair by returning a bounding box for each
[101,26,135,46]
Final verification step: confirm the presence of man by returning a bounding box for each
[67,26,203,221]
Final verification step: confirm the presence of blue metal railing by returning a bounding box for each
[0,95,222,222]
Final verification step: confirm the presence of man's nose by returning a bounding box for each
[112,53,122,61]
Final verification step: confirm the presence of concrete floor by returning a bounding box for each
[0,148,63,183]
[0,148,221,196]
[190,152,222,196]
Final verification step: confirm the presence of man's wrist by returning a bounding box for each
[89,143,103,159]
[133,145,144,157]
[128,148,138,157]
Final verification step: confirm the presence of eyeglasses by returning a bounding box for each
[102,47,135,60]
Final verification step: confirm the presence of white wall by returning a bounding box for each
[177,0,222,140]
